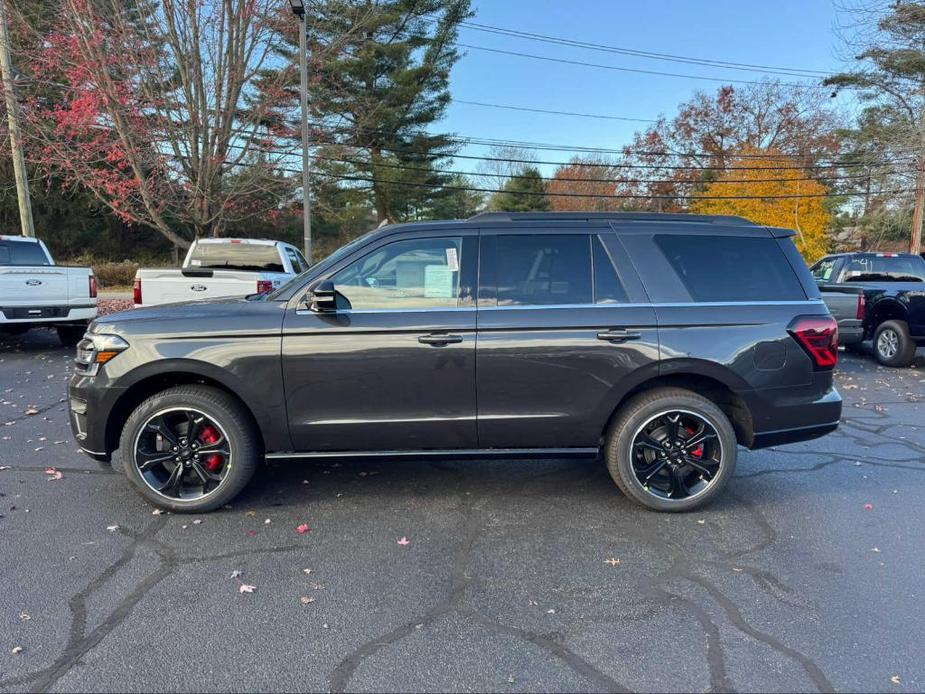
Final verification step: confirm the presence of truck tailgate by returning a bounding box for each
[0,266,70,309]
[136,269,269,305]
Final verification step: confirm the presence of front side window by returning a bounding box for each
[495,234,592,306]
[284,247,304,274]
[332,237,462,310]
[810,257,837,282]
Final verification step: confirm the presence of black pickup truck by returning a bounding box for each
[811,252,925,367]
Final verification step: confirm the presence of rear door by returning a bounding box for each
[0,239,70,312]
[475,226,659,449]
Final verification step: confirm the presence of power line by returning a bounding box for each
[457,42,828,88]
[452,99,657,123]
[458,21,832,78]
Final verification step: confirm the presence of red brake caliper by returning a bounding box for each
[685,426,703,459]
[198,425,223,472]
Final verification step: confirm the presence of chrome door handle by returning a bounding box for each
[418,333,464,345]
[597,329,642,342]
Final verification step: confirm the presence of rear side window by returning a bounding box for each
[0,240,49,266]
[496,234,592,306]
[188,243,284,272]
[654,234,805,302]
[840,255,925,282]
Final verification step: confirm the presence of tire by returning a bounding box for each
[604,387,737,512]
[119,385,260,513]
[873,320,916,368]
[57,325,86,347]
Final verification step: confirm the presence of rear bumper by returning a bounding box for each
[837,318,864,345]
[0,305,97,326]
[743,380,842,450]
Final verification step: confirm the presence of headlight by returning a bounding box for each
[75,334,130,375]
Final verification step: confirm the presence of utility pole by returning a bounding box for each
[912,156,924,256]
[0,0,34,237]
[288,0,311,263]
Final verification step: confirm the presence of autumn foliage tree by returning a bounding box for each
[21,0,296,246]
[691,146,831,261]
[547,158,628,211]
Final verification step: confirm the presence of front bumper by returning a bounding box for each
[68,374,124,462]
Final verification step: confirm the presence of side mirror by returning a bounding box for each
[307,280,337,312]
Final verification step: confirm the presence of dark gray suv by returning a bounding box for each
[68,212,842,513]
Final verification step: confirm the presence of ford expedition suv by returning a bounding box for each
[68,212,842,513]
[1,235,97,346]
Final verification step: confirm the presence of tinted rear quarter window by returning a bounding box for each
[654,234,806,302]
[0,240,49,266]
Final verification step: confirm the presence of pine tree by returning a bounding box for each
[488,167,551,212]
[301,0,472,224]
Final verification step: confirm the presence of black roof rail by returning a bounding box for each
[466,211,756,226]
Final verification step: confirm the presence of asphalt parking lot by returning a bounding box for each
[1,330,924,693]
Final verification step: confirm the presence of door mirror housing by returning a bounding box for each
[307,280,337,312]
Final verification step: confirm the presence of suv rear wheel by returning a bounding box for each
[605,388,737,512]
[873,320,916,368]
[119,385,260,513]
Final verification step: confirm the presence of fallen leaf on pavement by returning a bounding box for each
[397,536,410,546]
[11,646,23,655]
[25,408,38,416]
[303,568,313,575]
[890,675,901,685]
[151,509,165,515]
[239,584,256,594]
[864,503,874,511]
[246,530,257,537]
[44,467,62,481]
[0,465,11,471]
[264,518,271,525]
[106,524,119,532]
[296,523,311,534]
[230,570,242,579]
[19,612,30,621]
[300,596,315,605]
[604,558,621,567]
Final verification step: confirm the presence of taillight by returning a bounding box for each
[257,280,273,294]
[788,315,838,370]
[88,275,97,298]
[856,293,866,321]
[133,277,142,305]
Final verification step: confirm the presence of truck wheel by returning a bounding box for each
[119,385,260,513]
[57,325,86,347]
[873,320,916,368]
[604,388,737,512]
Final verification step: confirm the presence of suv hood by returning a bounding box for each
[91,297,267,332]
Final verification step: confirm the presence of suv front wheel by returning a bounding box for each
[119,385,260,513]
[605,388,737,512]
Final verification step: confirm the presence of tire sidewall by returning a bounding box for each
[873,320,915,368]
[119,387,258,513]
[608,390,737,512]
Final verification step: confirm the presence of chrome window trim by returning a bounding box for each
[293,300,824,316]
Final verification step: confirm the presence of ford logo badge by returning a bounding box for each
[190,284,207,292]
[25,279,43,286]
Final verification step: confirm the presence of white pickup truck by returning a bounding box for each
[0,235,97,346]
[133,238,307,307]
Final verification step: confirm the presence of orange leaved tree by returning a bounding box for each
[690,147,831,262]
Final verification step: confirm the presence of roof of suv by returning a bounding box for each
[372,211,795,239]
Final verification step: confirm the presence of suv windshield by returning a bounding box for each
[188,243,284,272]
[841,255,925,282]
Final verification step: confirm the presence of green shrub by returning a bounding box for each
[92,261,139,288]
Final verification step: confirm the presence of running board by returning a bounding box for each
[264,447,600,461]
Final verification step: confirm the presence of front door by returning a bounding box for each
[282,233,478,452]
[476,228,659,449]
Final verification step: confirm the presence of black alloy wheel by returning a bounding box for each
[133,407,232,501]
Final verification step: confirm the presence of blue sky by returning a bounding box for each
[438,1,852,176]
